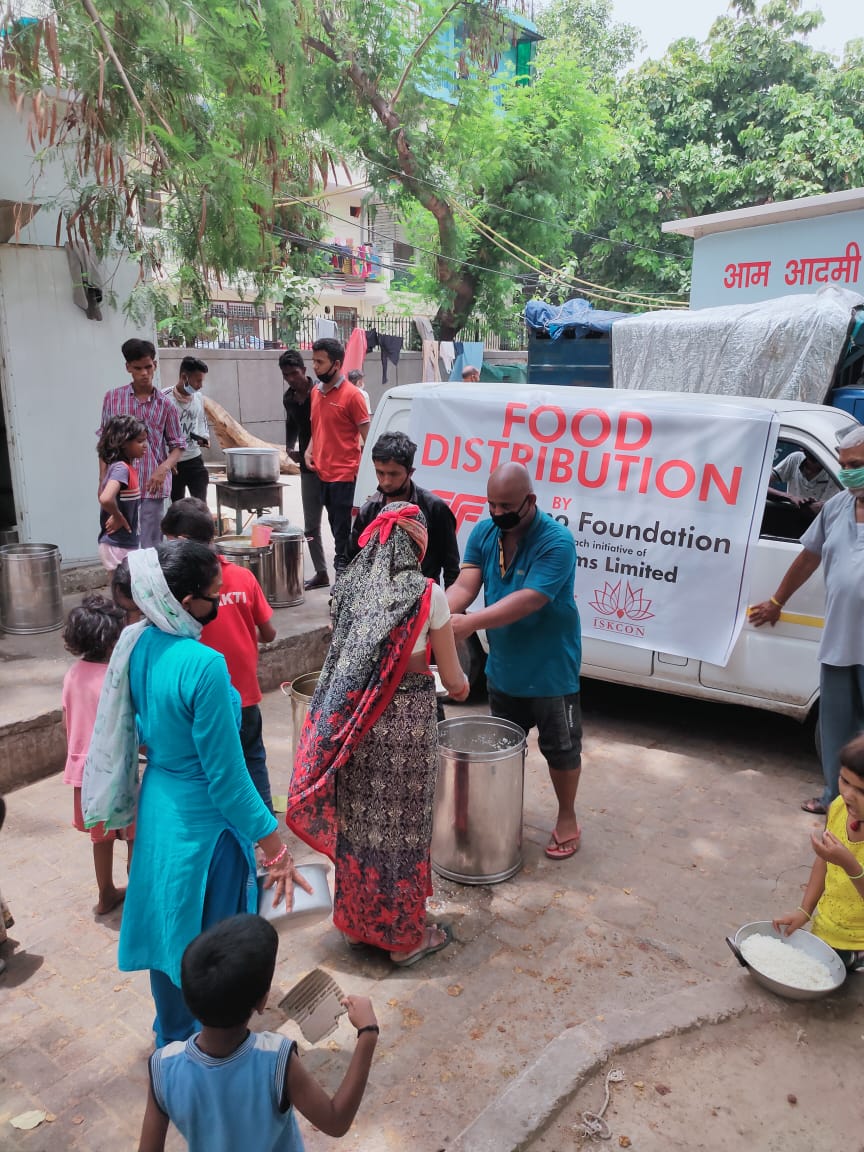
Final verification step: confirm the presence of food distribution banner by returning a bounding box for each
[410,388,779,666]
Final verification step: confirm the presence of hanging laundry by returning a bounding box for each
[366,329,380,354]
[379,334,404,387]
[414,316,434,343]
[439,341,456,375]
[449,341,484,381]
[421,340,440,383]
[315,317,338,339]
[342,327,368,375]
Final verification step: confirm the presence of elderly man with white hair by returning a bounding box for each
[751,424,864,814]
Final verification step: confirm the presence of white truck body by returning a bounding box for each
[355,383,857,720]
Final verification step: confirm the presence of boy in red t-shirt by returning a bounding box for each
[161,499,276,812]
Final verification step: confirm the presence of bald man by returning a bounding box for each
[462,365,480,383]
[447,463,583,859]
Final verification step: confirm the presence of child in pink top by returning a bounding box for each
[62,594,134,914]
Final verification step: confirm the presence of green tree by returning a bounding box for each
[1,0,610,337]
[569,0,864,300]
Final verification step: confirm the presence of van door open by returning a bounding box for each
[698,431,831,710]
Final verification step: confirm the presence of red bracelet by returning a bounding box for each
[263,844,289,869]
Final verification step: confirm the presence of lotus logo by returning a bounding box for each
[433,490,487,532]
[589,580,655,622]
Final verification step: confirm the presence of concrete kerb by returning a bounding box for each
[450,977,784,1152]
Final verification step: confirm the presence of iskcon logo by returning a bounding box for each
[589,580,655,636]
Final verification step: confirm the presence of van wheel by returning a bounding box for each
[456,635,487,699]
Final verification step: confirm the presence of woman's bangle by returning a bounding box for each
[846,864,864,881]
[357,1025,379,1038]
[797,905,812,920]
[263,843,290,869]
[770,596,784,609]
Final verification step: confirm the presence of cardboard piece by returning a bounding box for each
[279,969,347,1044]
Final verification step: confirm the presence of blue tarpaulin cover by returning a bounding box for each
[524,298,632,339]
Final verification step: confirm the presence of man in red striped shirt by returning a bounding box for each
[99,338,186,548]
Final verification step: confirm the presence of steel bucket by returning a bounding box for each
[282,671,320,780]
[431,716,526,885]
[0,543,63,634]
[269,528,305,607]
[214,535,273,597]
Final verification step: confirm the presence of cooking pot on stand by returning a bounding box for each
[224,447,280,485]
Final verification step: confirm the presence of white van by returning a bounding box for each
[355,383,856,723]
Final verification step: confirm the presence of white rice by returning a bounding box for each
[740,933,835,990]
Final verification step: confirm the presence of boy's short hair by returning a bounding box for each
[122,338,156,363]
[180,356,208,375]
[278,349,305,372]
[840,734,864,781]
[311,337,345,364]
[160,497,215,544]
[371,431,416,470]
[347,369,364,385]
[181,914,279,1028]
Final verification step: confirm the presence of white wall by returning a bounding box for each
[0,245,148,563]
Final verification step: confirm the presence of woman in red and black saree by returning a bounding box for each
[286,502,469,966]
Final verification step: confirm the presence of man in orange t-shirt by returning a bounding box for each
[305,337,371,580]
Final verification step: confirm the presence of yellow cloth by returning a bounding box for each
[811,796,864,949]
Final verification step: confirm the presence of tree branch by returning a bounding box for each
[391,0,464,109]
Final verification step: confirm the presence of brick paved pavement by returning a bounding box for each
[1,679,855,1150]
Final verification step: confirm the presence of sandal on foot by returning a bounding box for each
[801,797,827,815]
[392,924,452,968]
[343,933,366,951]
[545,828,582,860]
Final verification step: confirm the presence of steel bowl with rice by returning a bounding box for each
[726,921,846,1001]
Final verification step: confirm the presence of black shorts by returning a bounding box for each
[487,686,582,771]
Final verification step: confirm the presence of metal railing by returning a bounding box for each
[159,304,527,353]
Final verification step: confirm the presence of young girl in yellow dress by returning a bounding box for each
[774,734,864,968]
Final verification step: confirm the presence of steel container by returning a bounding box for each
[214,535,273,595]
[268,528,305,607]
[257,861,332,931]
[224,447,281,485]
[431,716,526,885]
[284,671,320,780]
[726,921,846,1001]
[0,543,63,634]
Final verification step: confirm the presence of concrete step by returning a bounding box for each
[0,588,332,793]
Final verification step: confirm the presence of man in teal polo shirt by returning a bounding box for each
[447,463,583,860]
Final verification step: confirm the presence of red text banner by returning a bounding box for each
[410,389,779,665]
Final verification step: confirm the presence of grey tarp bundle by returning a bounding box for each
[611,287,864,404]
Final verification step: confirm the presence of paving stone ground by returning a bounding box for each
[0,677,851,1151]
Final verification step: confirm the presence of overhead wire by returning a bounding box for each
[54,5,685,309]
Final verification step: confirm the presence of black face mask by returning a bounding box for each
[315,361,339,385]
[491,496,530,532]
[193,595,220,626]
[378,478,412,501]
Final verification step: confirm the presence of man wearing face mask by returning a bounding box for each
[347,432,460,587]
[751,424,864,815]
[305,337,370,581]
[447,462,584,860]
[163,356,211,502]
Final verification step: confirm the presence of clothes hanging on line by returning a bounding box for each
[449,341,484,381]
[342,327,368,375]
[421,340,440,383]
[379,334,404,387]
[439,341,456,374]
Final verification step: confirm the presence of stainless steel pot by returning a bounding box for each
[224,447,280,485]
[726,921,846,1001]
